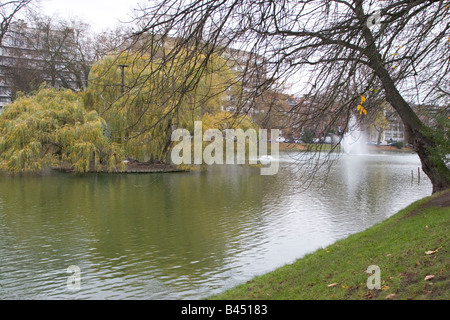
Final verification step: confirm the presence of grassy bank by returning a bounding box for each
[210,189,450,300]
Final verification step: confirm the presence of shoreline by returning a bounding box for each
[51,161,188,174]
[3,145,417,175]
[209,189,450,300]
[279,143,416,153]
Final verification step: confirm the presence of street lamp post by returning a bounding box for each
[117,64,129,94]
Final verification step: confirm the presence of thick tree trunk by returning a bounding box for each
[372,56,450,194]
[376,129,383,146]
[356,2,450,193]
[414,132,450,193]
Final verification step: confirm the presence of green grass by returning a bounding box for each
[209,189,450,300]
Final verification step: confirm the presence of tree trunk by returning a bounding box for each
[356,2,450,193]
[372,53,450,194]
[376,128,383,146]
[375,67,450,193]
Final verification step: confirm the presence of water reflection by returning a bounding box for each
[0,152,432,299]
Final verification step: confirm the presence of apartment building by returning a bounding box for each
[0,19,87,112]
[220,47,268,116]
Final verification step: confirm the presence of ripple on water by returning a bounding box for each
[0,155,433,299]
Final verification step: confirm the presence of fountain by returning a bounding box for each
[341,115,367,155]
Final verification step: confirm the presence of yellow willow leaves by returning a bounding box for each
[1,48,248,171]
[0,87,123,173]
[86,50,238,162]
[87,52,177,160]
[202,111,257,132]
[360,95,366,104]
[357,95,368,116]
[357,105,367,115]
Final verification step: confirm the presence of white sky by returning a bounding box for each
[39,0,146,32]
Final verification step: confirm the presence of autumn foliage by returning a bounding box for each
[0,50,247,173]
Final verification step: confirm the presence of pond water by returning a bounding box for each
[0,152,432,300]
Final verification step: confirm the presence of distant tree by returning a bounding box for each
[127,0,450,193]
[2,57,45,99]
[23,14,95,91]
[372,109,391,146]
[251,89,293,131]
[92,25,135,60]
[301,128,316,145]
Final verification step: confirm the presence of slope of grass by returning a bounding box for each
[210,189,450,300]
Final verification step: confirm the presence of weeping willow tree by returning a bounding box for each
[0,87,123,173]
[0,44,253,173]
[84,49,239,163]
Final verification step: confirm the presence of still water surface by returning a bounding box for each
[0,152,432,299]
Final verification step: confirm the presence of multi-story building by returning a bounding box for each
[220,47,268,116]
[383,115,406,143]
[0,19,87,112]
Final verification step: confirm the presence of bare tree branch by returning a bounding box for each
[0,0,33,45]
[120,0,450,192]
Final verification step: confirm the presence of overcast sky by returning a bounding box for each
[39,0,145,32]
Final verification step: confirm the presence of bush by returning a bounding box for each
[301,128,315,144]
[393,141,404,149]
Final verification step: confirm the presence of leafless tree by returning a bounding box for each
[22,14,95,90]
[122,0,449,193]
[2,56,45,98]
[0,0,33,45]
